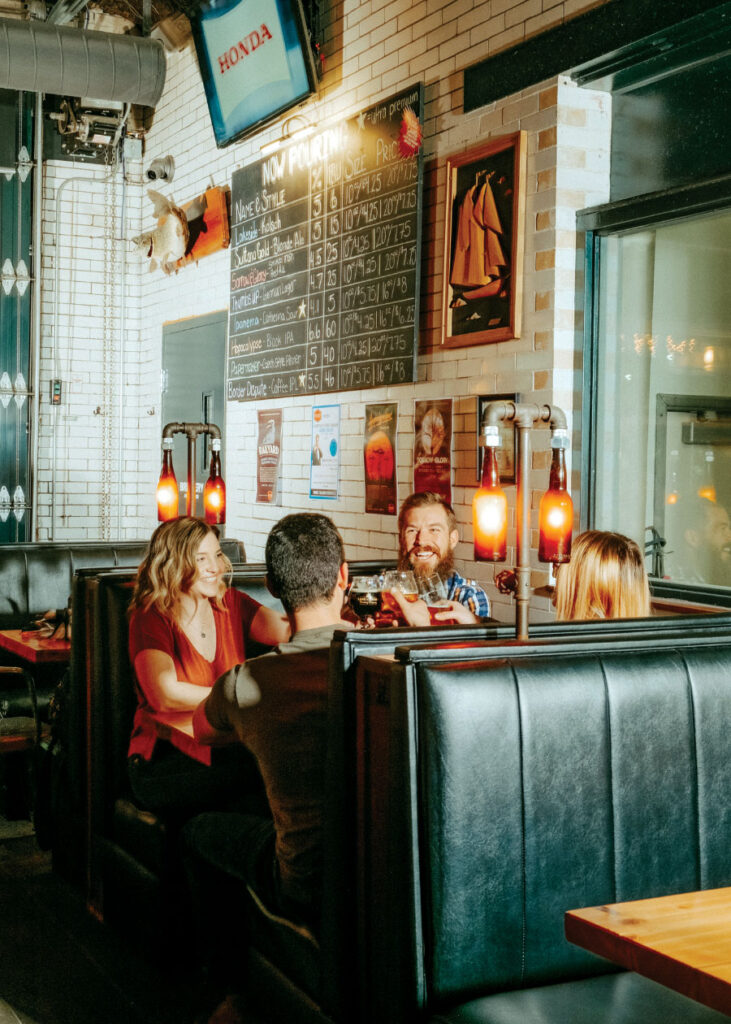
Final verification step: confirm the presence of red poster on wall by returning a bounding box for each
[364,403,398,515]
[256,410,282,504]
[413,399,452,503]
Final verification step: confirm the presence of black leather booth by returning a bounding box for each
[233,618,730,1024]
[63,566,731,1022]
[348,633,731,1024]
[67,558,394,955]
[0,541,151,629]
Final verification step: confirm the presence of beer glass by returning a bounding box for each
[417,574,455,624]
[347,575,384,622]
[382,570,419,618]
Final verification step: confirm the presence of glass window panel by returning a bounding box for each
[594,208,731,588]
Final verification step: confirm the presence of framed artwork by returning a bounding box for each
[477,393,518,485]
[442,131,527,347]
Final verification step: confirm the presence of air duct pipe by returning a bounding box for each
[0,17,166,107]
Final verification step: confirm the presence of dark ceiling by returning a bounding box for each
[54,0,322,40]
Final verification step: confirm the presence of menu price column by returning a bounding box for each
[323,156,343,392]
[307,161,325,394]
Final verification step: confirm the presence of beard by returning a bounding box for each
[398,543,455,581]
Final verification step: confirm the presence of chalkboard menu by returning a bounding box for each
[228,84,423,402]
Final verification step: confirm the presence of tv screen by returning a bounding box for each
[192,0,318,148]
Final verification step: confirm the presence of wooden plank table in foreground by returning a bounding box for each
[565,887,731,1016]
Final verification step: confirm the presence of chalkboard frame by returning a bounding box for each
[442,130,527,347]
[227,83,425,402]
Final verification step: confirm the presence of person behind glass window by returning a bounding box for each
[666,496,731,586]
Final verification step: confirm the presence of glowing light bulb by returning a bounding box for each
[473,434,507,562]
[156,440,178,521]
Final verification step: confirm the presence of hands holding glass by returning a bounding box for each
[414,574,460,625]
[347,570,461,627]
[348,571,419,627]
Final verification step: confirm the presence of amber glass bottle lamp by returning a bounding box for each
[473,425,508,561]
[156,437,179,521]
[203,438,226,525]
[538,429,573,564]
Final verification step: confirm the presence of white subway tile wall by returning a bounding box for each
[37,0,611,622]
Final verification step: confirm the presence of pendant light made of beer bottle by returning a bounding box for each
[473,425,508,561]
[203,437,226,524]
[538,429,573,564]
[156,437,179,521]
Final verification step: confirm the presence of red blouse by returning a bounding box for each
[128,587,261,764]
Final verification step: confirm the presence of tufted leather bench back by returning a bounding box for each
[414,641,731,1003]
[0,538,246,628]
[317,614,731,1022]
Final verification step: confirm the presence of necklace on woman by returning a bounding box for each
[183,599,213,642]
[198,606,213,638]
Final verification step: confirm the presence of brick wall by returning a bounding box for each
[37,0,611,621]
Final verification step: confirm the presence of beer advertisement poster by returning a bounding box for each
[256,409,283,504]
[310,404,341,499]
[413,398,452,503]
[364,402,398,515]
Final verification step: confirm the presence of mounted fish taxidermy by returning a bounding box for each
[131,190,189,274]
[131,187,230,274]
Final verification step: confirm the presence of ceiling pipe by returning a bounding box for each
[0,17,166,107]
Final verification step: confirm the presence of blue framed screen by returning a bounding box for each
[193,0,318,148]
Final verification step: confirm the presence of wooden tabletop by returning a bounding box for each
[565,887,731,1016]
[0,629,71,664]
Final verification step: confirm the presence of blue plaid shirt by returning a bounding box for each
[445,570,491,619]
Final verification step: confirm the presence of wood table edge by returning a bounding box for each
[565,909,731,1017]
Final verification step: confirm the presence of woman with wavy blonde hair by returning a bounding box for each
[127,517,288,818]
[555,530,651,621]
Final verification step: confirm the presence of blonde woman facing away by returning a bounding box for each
[127,517,289,821]
[555,530,651,621]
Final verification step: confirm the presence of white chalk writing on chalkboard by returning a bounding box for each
[228,84,423,402]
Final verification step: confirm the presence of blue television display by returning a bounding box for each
[192,0,318,148]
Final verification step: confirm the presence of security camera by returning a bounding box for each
[146,156,175,182]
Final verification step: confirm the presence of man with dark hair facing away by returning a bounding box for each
[184,513,349,1018]
[390,490,491,624]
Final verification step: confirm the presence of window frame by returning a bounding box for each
[578,174,731,599]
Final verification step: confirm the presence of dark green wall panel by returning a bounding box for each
[0,89,33,542]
